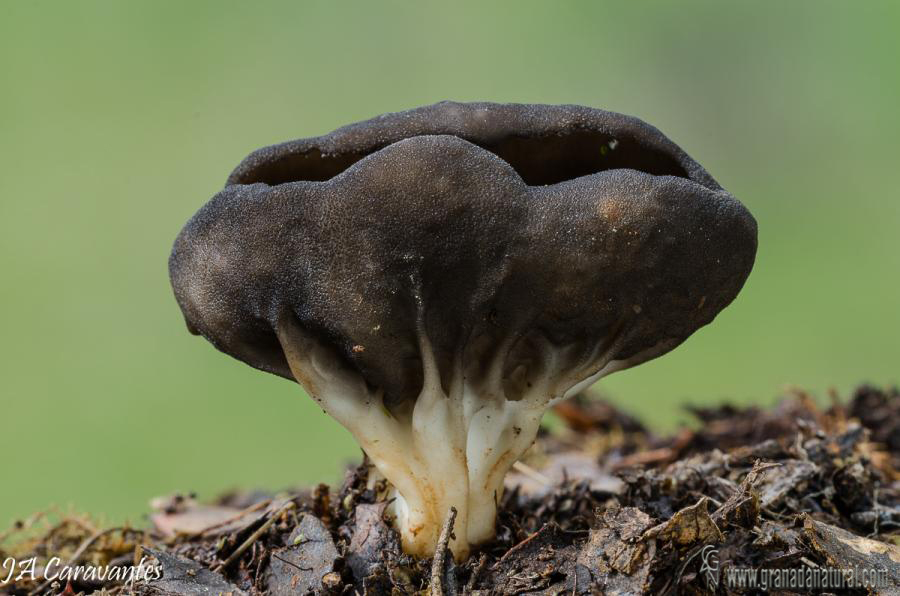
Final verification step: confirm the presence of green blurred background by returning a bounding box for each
[1,1,898,527]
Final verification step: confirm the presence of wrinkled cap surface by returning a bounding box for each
[170,101,757,410]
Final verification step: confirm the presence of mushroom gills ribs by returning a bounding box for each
[169,102,757,560]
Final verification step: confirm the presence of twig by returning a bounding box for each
[271,553,312,572]
[430,507,458,596]
[197,498,274,537]
[512,460,552,487]
[464,553,487,594]
[868,483,881,538]
[0,510,48,546]
[215,501,295,572]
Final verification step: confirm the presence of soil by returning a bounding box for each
[1,386,898,595]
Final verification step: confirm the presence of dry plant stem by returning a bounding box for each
[197,498,272,538]
[465,553,488,593]
[512,461,553,487]
[0,511,50,546]
[430,507,458,596]
[278,319,626,560]
[215,502,296,571]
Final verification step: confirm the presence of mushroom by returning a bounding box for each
[169,101,757,559]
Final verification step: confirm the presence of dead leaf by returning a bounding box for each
[266,514,338,596]
[138,548,246,595]
[644,497,724,546]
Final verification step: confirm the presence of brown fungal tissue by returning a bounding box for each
[169,101,757,559]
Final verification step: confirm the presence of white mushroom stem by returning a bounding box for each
[277,319,624,560]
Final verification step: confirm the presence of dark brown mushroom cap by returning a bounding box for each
[169,102,757,410]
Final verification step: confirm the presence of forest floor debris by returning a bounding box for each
[2,386,898,594]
